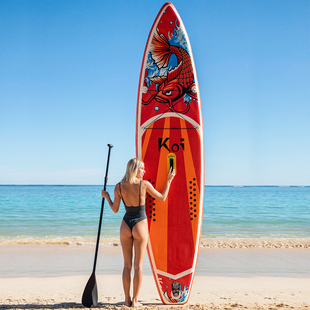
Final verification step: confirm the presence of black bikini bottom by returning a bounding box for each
[123,205,147,231]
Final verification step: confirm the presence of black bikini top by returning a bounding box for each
[119,181,143,208]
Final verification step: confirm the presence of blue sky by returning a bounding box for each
[0,0,309,186]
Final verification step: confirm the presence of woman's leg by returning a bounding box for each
[120,220,134,307]
[131,219,148,307]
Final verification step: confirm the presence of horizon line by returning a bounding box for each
[1,184,309,187]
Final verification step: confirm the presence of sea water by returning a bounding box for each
[0,185,309,248]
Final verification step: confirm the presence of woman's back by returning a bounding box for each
[119,181,146,207]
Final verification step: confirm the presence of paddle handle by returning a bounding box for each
[93,143,113,273]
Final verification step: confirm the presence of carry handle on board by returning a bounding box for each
[167,153,176,174]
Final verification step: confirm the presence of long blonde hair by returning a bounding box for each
[121,158,144,184]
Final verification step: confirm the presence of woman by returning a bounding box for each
[101,158,175,307]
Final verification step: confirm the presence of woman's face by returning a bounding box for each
[136,163,146,180]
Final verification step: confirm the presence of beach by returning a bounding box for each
[1,274,309,309]
[1,185,309,309]
[1,244,309,309]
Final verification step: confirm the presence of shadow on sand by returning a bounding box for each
[1,301,166,309]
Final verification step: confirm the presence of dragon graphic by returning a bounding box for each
[142,30,198,114]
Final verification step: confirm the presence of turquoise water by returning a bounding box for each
[0,185,309,245]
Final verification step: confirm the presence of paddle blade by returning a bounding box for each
[82,272,98,307]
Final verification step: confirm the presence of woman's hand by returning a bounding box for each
[167,167,176,182]
[101,190,110,199]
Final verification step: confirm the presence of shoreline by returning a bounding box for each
[1,237,310,248]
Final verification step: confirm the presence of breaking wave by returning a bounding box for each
[1,237,309,249]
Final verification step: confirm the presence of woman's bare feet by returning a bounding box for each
[125,297,132,307]
[131,299,143,307]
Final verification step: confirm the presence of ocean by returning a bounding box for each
[1,185,309,248]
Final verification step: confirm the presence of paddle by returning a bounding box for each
[82,143,113,307]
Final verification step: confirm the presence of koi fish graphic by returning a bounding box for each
[142,31,198,114]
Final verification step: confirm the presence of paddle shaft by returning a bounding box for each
[92,144,113,273]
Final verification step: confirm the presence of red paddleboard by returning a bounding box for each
[136,2,204,305]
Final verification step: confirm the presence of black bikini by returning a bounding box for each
[119,181,147,231]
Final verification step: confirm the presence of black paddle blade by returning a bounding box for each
[82,272,98,307]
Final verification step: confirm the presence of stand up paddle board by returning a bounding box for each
[136,2,204,305]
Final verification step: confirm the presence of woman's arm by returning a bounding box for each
[145,168,175,201]
[101,183,122,213]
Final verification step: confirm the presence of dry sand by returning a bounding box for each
[0,275,309,309]
[0,245,309,309]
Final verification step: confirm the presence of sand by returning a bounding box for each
[1,275,309,309]
[0,245,309,309]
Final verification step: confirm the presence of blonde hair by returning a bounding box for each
[121,158,144,184]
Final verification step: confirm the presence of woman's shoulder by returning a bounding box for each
[141,179,152,187]
[115,182,122,193]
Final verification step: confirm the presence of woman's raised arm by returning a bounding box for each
[145,168,175,201]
